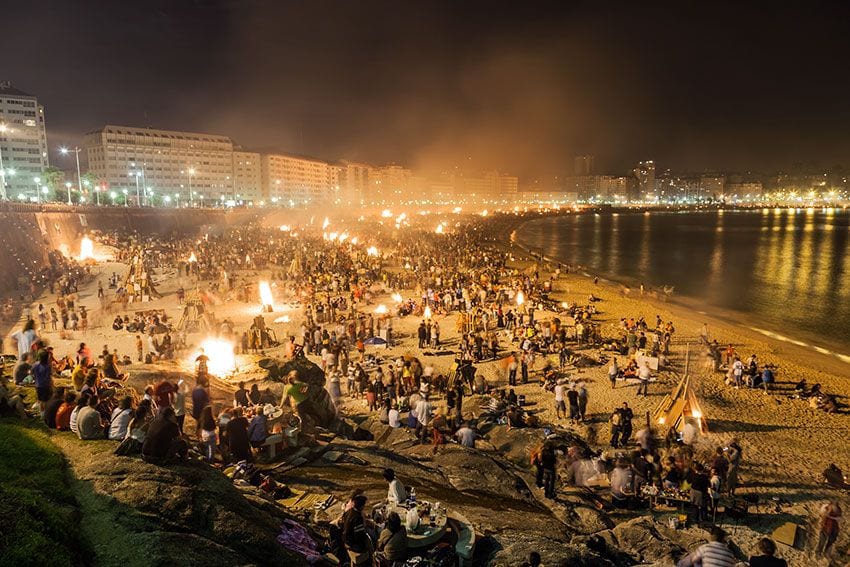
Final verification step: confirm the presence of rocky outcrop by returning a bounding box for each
[51,435,308,566]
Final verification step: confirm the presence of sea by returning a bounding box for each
[515,208,850,363]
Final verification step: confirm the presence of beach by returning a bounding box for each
[5,211,849,565]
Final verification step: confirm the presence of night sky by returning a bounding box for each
[7,1,850,177]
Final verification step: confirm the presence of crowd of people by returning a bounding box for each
[1,215,846,566]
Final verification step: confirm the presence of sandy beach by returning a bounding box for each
[5,213,849,565]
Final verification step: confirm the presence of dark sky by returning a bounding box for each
[7,0,850,177]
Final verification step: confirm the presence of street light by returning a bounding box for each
[0,123,11,200]
[65,181,73,204]
[122,188,128,207]
[58,146,83,206]
[129,170,141,206]
[109,191,117,205]
[34,176,41,203]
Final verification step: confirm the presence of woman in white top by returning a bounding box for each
[109,396,134,440]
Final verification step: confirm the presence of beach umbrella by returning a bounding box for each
[363,336,388,346]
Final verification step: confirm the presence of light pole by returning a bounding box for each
[110,191,117,206]
[130,170,141,206]
[188,167,195,206]
[122,188,128,207]
[65,181,72,204]
[59,146,83,206]
[34,176,41,203]
[0,123,12,200]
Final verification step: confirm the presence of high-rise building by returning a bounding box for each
[574,155,594,176]
[261,153,335,205]
[699,174,725,199]
[84,125,234,205]
[0,82,49,200]
[338,160,373,203]
[371,165,412,202]
[232,150,262,204]
[632,160,656,200]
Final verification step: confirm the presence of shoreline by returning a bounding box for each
[511,213,850,373]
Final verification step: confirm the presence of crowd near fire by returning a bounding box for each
[1,205,847,566]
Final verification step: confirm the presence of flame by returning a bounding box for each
[79,236,94,261]
[480,209,489,217]
[322,217,330,229]
[194,338,236,376]
[366,246,379,257]
[374,304,388,314]
[516,291,525,306]
[435,223,445,234]
[188,251,198,263]
[391,292,403,303]
[259,281,274,308]
[424,305,432,319]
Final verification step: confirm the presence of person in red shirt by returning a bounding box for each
[55,392,77,430]
[153,380,175,409]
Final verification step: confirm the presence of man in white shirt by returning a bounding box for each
[637,363,651,397]
[383,468,408,504]
[554,381,567,419]
[732,358,744,389]
[414,395,432,443]
[388,403,401,428]
[456,423,476,448]
[108,397,133,440]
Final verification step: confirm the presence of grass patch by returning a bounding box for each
[0,418,87,567]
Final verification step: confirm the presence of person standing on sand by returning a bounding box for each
[508,353,518,386]
[609,357,619,388]
[578,383,588,421]
[554,380,566,419]
[732,357,744,389]
[725,440,742,495]
[637,362,651,397]
[816,500,842,557]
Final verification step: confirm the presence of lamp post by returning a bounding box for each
[0,123,11,200]
[34,176,41,203]
[122,188,128,207]
[130,170,141,206]
[59,146,83,206]
[65,181,73,204]
[189,167,195,206]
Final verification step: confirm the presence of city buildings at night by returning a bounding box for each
[0,82,49,199]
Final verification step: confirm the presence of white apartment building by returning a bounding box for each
[0,82,49,199]
[84,125,235,205]
[261,153,336,204]
[338,160,373,203]
[232,150,262,204]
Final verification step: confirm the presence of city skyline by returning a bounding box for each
[5,1,850,180]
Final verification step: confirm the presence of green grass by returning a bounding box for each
[0,419,87,567]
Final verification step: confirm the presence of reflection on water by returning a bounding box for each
[517,210,850,351]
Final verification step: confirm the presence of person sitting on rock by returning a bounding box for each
[376,511,408,566]
[383,468,408,505]
[142,407,188,465]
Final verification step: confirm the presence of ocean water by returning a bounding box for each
[516,208,850,359]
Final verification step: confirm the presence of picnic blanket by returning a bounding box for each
[277,519,322,563]
[277,487,335,511]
